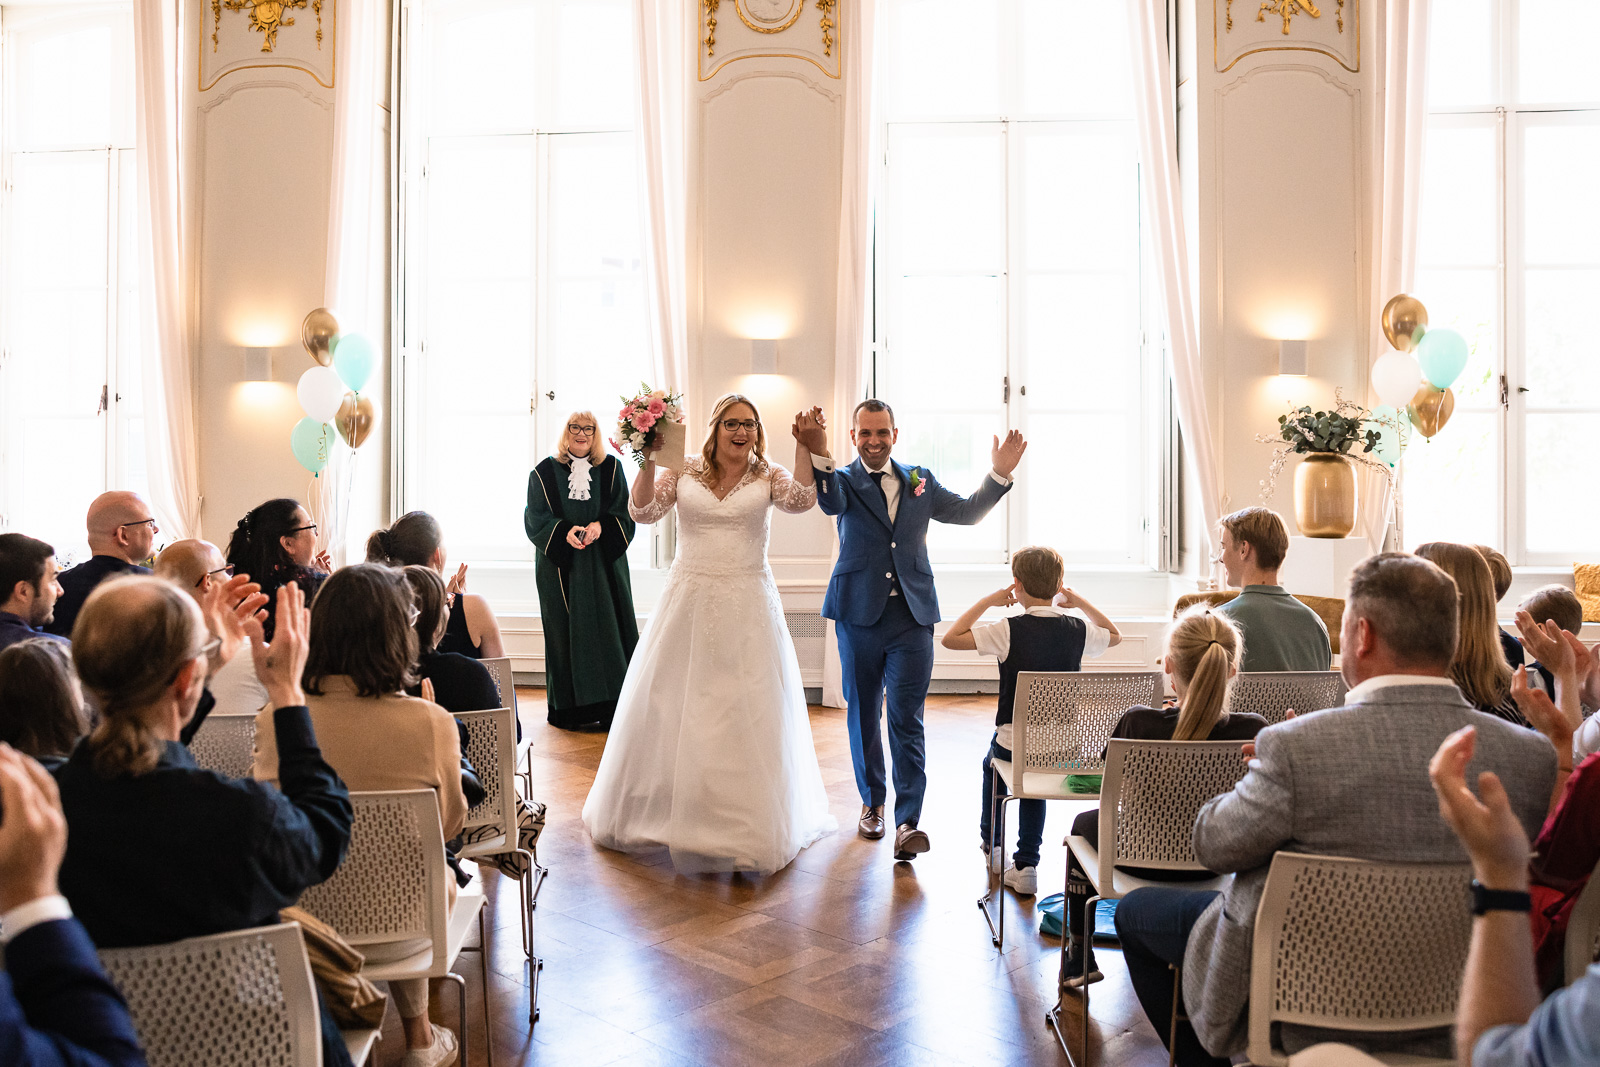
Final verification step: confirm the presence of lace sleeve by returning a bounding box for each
[629,464,683,524]
[767,462,817,514]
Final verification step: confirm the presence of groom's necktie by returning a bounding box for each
[870,470,889,508]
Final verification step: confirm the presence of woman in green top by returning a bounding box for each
[525,412,639,730]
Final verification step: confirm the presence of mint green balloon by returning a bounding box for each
[332,333,375,393]
[1415,327,1468,389]
[290,416,331,474]
[1366,405,1410,468]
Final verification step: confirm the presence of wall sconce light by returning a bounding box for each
[243,346,273,382]
[1278,339,1307,376]
[751,338,778,375]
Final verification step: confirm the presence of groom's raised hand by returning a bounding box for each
[792,407,830,458]
[992,429,1027,478]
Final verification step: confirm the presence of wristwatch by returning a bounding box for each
[1470,879,1532,915]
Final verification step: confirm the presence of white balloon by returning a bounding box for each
[297,365,345,422]
[1371,349,1422,408]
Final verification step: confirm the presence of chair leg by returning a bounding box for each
[977,790,1014,949]
[1167,964,1183,1067]
[443,971,468,1067]
[477,910,494,1067]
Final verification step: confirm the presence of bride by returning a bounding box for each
[581,393,837,874]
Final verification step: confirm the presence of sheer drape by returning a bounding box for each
[633,0,690,398]
[1125,0,1221,565]
[1365,0,1431,550]
[823,0,879,709]
[133,0,201,537]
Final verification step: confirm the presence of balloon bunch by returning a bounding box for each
[290,308,378,474]
[1369,293,1468,453]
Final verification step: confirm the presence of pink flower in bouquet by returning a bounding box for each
[635,411,658,432]
[647,398,666,417]
[649,390,666,402]
[609,438,623,451]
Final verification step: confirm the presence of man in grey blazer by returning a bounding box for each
[1115,552,1558,1067]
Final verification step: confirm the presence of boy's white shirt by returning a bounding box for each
[970,604,1112,750]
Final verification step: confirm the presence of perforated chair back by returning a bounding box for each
[1097,739,1249,886]
[1247,852,1472,1067]
[1231,672,1348,725]
[99,922,320,1067]
[1012,671,1164,776]
[296,789,448,954]
[457,707,516,839]
[1565,857,1600,985]
[188,714,258,779]
[479,656,519,723]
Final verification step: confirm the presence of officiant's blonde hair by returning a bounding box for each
[698,393,769,488]
[556,410,607,464]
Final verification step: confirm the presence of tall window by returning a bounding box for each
[1409,1,1600,562]
[399,0,651,565]
[0,4,143,561]
[876,0,1159,566]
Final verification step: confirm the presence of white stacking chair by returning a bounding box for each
[979,670,1163,950]
[296,789,493,1067]
[99,921,380,1067]
[1246,852,1472,1067]
[456,706,543,1021]
[187,713,258,779]
[480,655,549,909]
[1048,739,1248,1067]
[1565,856,1600,985]
[1230,671,1348,725]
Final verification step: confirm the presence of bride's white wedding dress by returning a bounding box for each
[581,457,837,874]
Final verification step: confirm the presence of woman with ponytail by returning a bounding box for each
[226,498,330,640]
[365,510,506,661]
[53,576,356,1066]
[1059,607,1268,987]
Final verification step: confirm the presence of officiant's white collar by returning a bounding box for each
[568,455,593,500]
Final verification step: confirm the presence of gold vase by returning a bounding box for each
[1293,453,1357,538]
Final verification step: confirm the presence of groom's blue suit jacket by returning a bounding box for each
[814,457,1010,627]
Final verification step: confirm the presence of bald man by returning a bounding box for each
[45,492,157,638]
[156,539,268,718]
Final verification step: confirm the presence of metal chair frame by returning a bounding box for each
[480,655,549,910]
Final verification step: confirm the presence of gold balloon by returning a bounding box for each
[335,392,376,449]
[1407,384,1455,439]
[302,308,340,367]
[1381,293,1429,352]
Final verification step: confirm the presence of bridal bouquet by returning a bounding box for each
[612,384,685,468]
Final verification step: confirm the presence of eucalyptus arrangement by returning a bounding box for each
[1256,390,1396,502]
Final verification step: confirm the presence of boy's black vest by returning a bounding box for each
[997,613,1088,727]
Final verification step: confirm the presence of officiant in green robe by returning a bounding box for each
[524,413,639,729]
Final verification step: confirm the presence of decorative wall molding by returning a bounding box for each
[1215,0,1357,73]
[200,0,336,90]
[701,66,842,105]
[700,0,841,81]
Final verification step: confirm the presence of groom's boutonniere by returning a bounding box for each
[909,469,926,497]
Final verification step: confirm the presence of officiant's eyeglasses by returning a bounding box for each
[567,424,597,436]
[720,419,759,432]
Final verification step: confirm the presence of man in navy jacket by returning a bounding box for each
[0,743,145,1066]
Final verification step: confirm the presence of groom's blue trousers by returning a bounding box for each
[836,594,934,828]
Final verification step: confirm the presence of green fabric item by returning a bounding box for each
[1213,585,1333,672]
[1064,774,1102,794]
[524,455,640,712]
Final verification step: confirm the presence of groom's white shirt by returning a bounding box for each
[811,456,1011,525]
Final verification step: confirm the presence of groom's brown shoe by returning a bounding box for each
[893,823,930,861]
[858,805,885,840]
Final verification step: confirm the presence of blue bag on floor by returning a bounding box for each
[1038,893,1066,937]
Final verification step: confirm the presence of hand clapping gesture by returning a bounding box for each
[0,745,68,914]
[200,572,268,681]
[1428,726,1531,890]
[992,429,1027,478]
[249,583,311,710]
[792,407,830,458]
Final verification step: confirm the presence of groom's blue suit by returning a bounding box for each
[815,457,1011,828]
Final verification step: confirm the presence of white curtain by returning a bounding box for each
[1125,0,1222,566]
[633,0,690,398]
[822,0,880,709]
[133,0,201,538]
[320,0,387,562]
[1365,0,1431,550]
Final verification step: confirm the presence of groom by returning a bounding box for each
[798,400,1026,861]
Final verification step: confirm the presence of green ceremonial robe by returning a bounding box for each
[524,454,640,729]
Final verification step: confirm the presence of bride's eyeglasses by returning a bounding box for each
[720,419,759,432]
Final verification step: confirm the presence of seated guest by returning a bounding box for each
[400,566,499,715]
[54,579,353,1067]
[1429,723,1600,1067]
[1516,586,1589,707]
[0,535,66,653]
[45,493,156,638]
[154,540,268,717]
[226,499,329,640]
[1474,544,1523,670]
[252,564,466,1067]
[1059,608,1267,987]
[368,512,505,660]
[0,640,89,771]
[1116,553,1557,1067]
[0,744,146,1067]
[1212,507,1332,672]
[1416,542,1525,725]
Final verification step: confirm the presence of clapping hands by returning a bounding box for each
[992,430,1027,478]
[249,583,310,710]
[792,407,830,457]
[1428,725,1531,889]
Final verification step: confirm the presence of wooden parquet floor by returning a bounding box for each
[388,689,1174,1067]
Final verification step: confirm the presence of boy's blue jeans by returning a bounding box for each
[979,735,1045,869]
